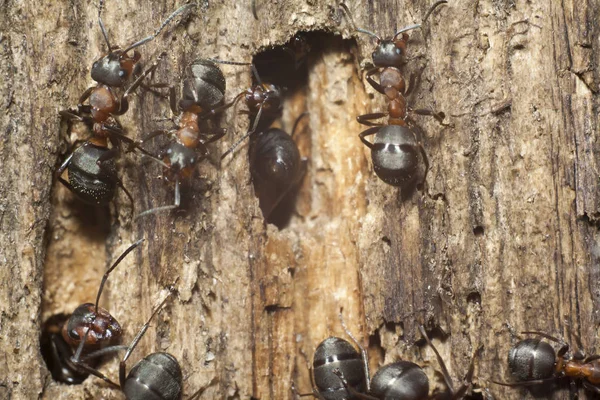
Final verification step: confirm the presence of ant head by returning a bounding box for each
[62,303,122,352]
[91,50,141,87]
[372,35,408,68]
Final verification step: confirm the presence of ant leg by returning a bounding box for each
[202,128,227,144]
[357,112,387,127]
[364,68,384,94]
[331,369,379,400]
[199,91,247,119]
[451,349,478,400]
[188,377,219,400]
[118,52,167,115]
[582,381,600,395]
[59,110,94,126]
[358,126,381,149]
[136,175,181,219]
[417,142,429,187]
[72,358,121,388]
[521,331,570,356]
[56,153,81,195]
[251,0,259,19]
[77,86,94,107]
[410,107,453,127]
[221,102,265,160]
[339,308,371,391]
[94,147,135,211]
[418,326,455,395]
[94,239,144,313]
[291,112,310,138]
[404,71,419,97]
[492,377,557,387]
[291,377,320,399]
[118,291,173,387]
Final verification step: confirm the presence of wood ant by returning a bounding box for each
[493,331,600,399]
[339,1,450,188]
[249,112,308,221]
[70,288,214,399]
[57,1,194,206]
[212,63,283,162]
[134,58,232,218]
[41,239,143,384]
[296,312,479,399]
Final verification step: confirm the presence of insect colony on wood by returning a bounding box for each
[43,0,563,399]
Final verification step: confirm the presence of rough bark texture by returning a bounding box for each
[1,0,600,399]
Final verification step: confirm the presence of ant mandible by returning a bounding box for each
[41,239,143,383]
[494,331,600,399]
[340,1,450,188]
[56,1,194,207]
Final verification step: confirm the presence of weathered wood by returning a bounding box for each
[1,0,599,399]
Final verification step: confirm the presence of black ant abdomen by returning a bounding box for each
[249,126,304,219]
[367,125,423,187]
[123,352,183,400]
[508,338,556,382]
[369,361,429,400]
[180,59,227,112]
[59,142,120,206]
[312,337,367,399]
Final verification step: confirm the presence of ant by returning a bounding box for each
[211,61,284,161]
[296,311,480,399]
[57,1,194,206]
[70,288,214,400]
[249,112,308,221]
[41,239,143,384]
[340,1,450,188]
[493,331,600,399]
[134,58,232,218]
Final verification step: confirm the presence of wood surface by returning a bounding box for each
[0,0,599,399]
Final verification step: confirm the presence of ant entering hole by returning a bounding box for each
[40,313,100,384]
[247,32,314,229]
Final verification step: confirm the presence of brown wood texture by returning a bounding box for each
[1,0,600,399]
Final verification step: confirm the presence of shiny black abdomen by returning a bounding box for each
[123,352,183,400]
[67,143,118,205]
[313,337,366,400]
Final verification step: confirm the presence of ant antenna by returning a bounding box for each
[122,3,196,53]
[339,3,381,41]
[94,238,145,313]
[98,0,112,52]
[393,0,448,39]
